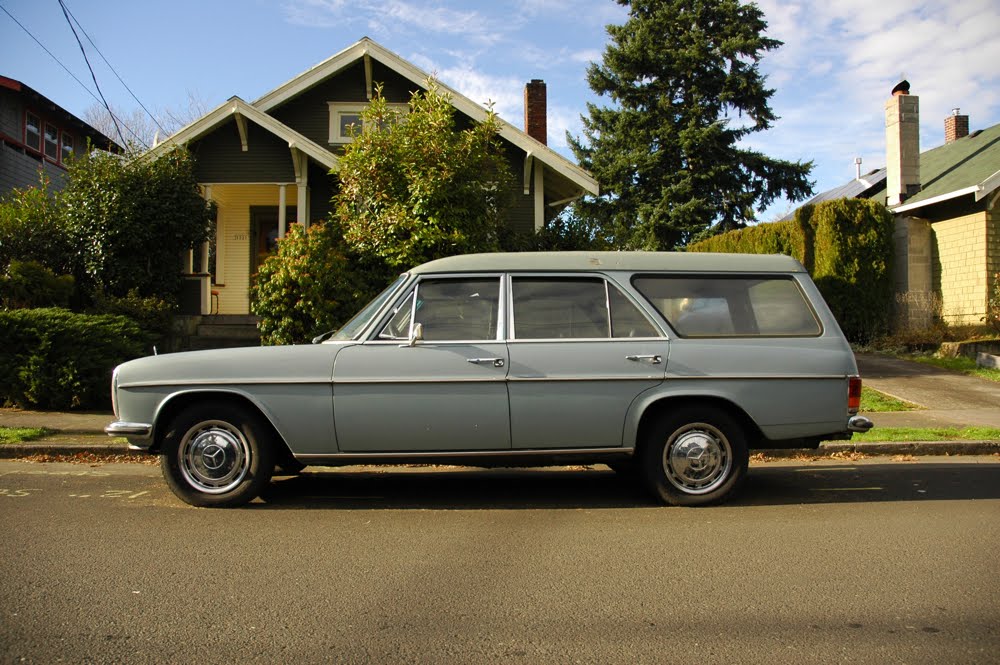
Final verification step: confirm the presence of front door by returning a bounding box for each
[332,276,511,453]
[249,206,296,275]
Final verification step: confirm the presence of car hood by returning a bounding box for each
[114,343,354,388]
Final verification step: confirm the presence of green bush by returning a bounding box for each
[0,260,74,309]
[251,223,393,345]
[0,308,145,409]
[0,177,75,274]
[90,289,177,350]
[688,198,894,343]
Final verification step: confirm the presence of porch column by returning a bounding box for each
[278,185,287,238]
[291,147,310,229]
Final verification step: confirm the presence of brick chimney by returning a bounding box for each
[885,80,920,206]
[524,79,546,145]
[945,108,969,143]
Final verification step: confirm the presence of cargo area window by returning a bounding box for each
[632,275,821,337]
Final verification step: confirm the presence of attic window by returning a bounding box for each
[328,102,408,144]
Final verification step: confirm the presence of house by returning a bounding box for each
[795,82,1000,329]
[0,76,121,194]
[148,37,599,316]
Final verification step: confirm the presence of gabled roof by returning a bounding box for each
[253,37,598,196]
[797,120,1000,217]
[145,96,339,169]
[893,121,1000,213]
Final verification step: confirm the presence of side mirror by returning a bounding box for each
[407,322,424,347]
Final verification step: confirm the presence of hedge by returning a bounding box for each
[0,308,147,410]
[688,199,894,343]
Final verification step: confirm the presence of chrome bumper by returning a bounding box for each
[847,416,874,433]
[105,421,153,449]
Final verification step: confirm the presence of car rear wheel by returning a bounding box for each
[160,403,275,507]
[640,406,748,506]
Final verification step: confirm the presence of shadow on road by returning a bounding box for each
[254,461,1000,510]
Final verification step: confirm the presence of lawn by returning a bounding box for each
[0,427,52,444]
[860,387,916,412]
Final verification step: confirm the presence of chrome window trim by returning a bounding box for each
[506,272,667,342]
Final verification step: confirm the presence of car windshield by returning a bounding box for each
[329,274,408,341]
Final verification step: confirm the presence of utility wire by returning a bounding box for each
[0,2,147,146]
[61,0,166,134]
[56,0,128,147]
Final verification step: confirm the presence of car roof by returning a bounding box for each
[410,251,807,275]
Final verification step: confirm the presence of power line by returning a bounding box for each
[61,0,166,135]
[56,0,127,147]
[0,2,148,146]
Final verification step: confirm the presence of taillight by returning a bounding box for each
[848,376,862,413]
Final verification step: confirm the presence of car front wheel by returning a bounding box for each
[160,403,275,508]
[640,407,748,506]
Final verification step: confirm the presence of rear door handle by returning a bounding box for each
[468,357,505,368]
[625,354,662,364]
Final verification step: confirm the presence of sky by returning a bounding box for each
[2,0,999,221]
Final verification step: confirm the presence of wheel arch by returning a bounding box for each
[150,389,294,462]
[629,393,763,458]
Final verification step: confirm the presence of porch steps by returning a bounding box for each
[188,315,262,350]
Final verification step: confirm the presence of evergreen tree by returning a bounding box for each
[569,0,814,249]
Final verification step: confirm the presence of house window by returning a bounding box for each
[328,102,408,144]
[44,124,59,161]
[25,112,41,151]
[61,132,75,162]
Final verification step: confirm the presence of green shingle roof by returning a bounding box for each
[901,121,1000,207]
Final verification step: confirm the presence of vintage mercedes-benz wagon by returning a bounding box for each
[106,252,872,507]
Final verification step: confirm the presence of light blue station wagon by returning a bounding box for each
[106,252,872,507]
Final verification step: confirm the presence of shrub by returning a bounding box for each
[688,198,894,343]
[90,289,177,350]
[0,177,75,274]
[251,223,393,345]
[0,260,74,309]
[0,308,146,409]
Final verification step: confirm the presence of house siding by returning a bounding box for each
[932,211,989,324]
[0,142,68,192]
[0,88,21,138]
[189,119,296,183]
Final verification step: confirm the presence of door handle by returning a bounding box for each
[468,357,505,368]
[625,354,662,364]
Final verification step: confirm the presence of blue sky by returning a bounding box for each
[3,0,999,220]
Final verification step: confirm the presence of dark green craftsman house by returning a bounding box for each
[148,37,598,315]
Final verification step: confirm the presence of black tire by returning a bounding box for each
[639,406,749,506]
[160,403,275,507]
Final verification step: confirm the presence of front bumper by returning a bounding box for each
[105,421,154,450]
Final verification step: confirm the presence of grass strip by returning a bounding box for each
[860,387,917,412]
[849,426,1000,442]
[0,426,53,444]
[905,354,1000,383]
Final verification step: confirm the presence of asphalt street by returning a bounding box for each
[1,458,998,664]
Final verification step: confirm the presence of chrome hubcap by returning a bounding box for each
[178,421,250,494]
[662,423,732,494]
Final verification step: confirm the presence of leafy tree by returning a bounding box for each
[335,82,513,269]
[569,0,814,250]
[59,148,214,303]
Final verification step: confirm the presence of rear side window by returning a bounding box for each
[632,275,820,337]
[511,277,659,339]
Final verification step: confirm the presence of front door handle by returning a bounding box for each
[625,354,662,364]
[468,357,505,368]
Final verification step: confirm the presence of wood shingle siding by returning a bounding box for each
[190,119,297,183]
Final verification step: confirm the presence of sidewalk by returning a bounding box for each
[1,353,998,459]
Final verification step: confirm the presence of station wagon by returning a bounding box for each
[106,252,872,507]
